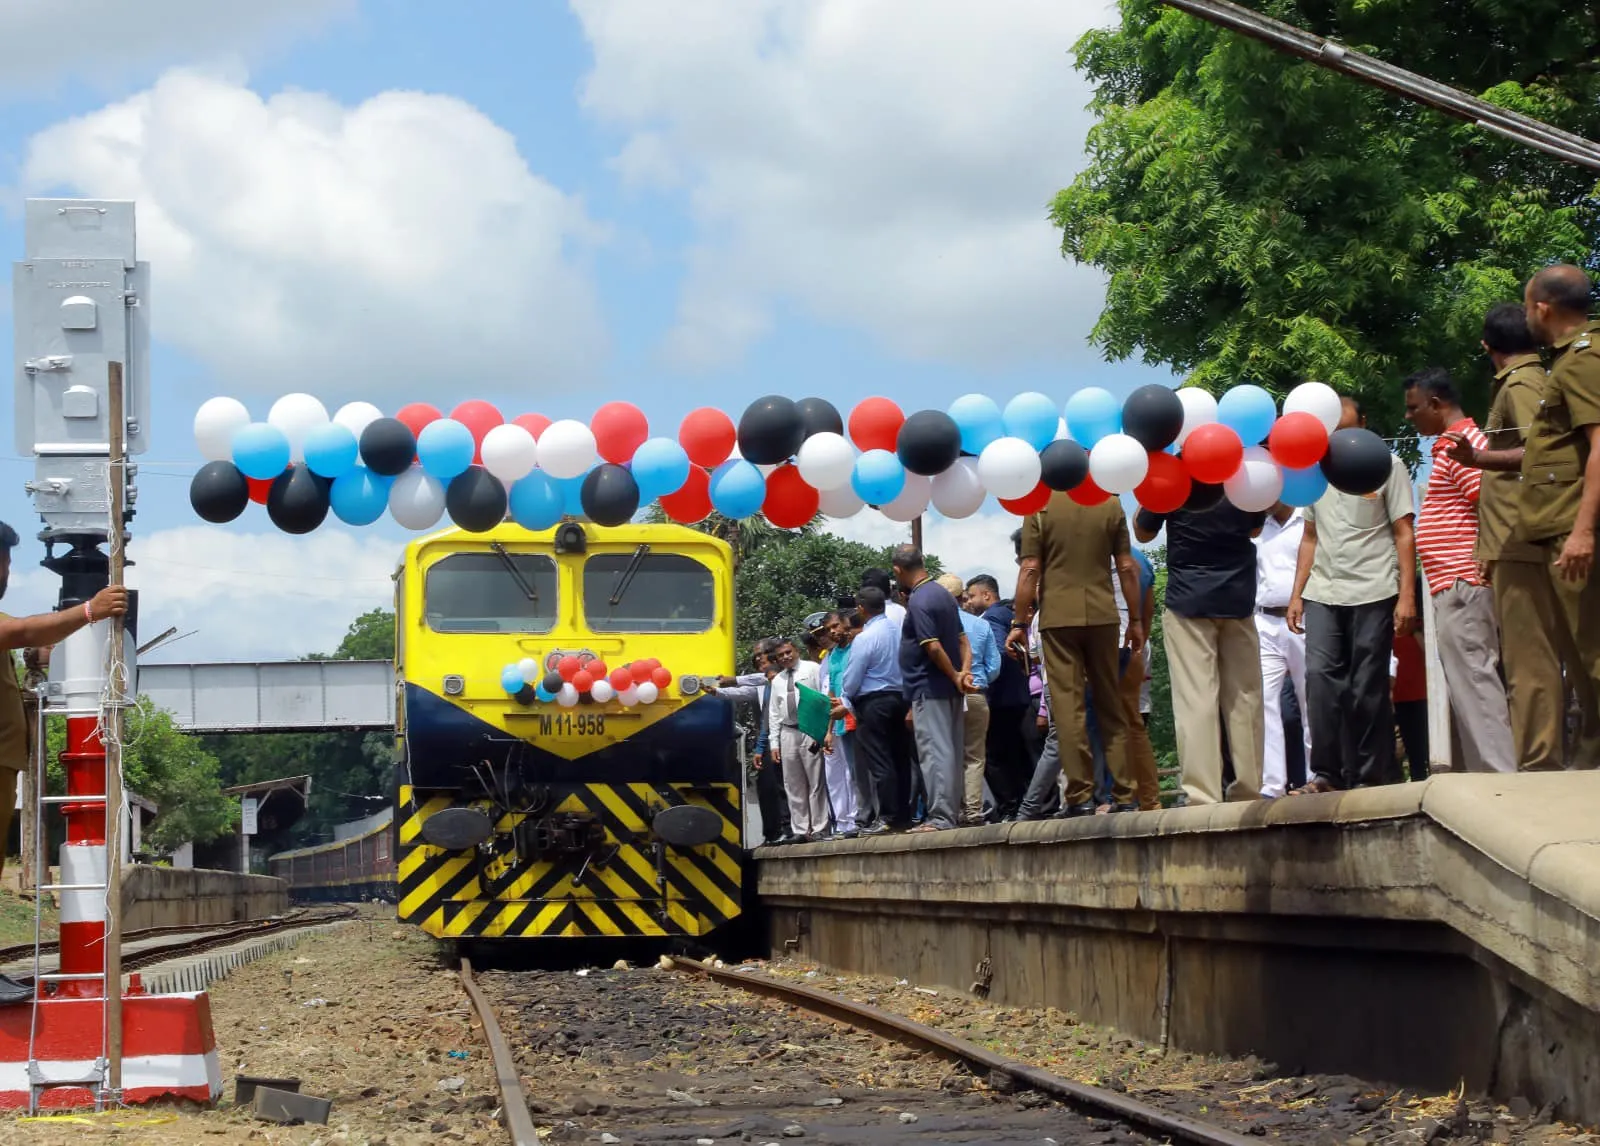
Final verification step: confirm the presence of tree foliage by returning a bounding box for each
[1053,0,1599,430]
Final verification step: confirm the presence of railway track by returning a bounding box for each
[459,954,1270,1146]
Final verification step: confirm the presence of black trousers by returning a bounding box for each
[755,754,791,842]
[984,703,1031,818]
[1305,597,1401,788]
[1395,699,1430,782]
[855,690,913,826]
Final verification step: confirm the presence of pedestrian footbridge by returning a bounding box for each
[135,659,395,733]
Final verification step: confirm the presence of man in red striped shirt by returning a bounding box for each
[1403,368,1515,773]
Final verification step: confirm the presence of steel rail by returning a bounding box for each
[0,906,354,968]
[458,957,541,1146]
[668,955,1260,1146]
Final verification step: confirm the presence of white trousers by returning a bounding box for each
[778,727,829,837]
[824,734,858,834]
[1256,612,1311,798]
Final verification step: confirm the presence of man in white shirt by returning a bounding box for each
[1255,501,1313,798]
[767,637,827,840]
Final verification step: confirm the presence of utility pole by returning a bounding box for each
[103,363,127,1095]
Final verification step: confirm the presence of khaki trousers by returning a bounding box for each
[1542,538,1600,768]
[1118,648,1161,809]
[1164,612,1263,805]
[1490,559,1577,771]
[960,692,991,823]
[0,767,15,882]
[1041,624,1128,807]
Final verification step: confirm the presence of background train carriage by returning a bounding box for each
[390,520,747,944]
[268,807,396,902]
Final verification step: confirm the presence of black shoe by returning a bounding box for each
[774,833,805,845]
[1113,802,1140,813]
[859,821,891,836]
[1052,801,1097,819]
[836,829,859,840]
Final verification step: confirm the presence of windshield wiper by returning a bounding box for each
[490,542,537,602]
[609,544,650,607]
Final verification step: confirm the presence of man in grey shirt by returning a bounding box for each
[1287,395,1417,791]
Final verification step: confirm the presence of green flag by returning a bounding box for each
[795,683,832,743]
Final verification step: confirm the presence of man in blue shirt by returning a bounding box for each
[839,586,907,832]
[936,574,1000,825]
[894,546,976,832]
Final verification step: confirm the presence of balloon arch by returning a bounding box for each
[188,385,1395,535]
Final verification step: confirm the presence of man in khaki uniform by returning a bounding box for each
[1447,303,1598,769]
[1008,496,1145,815]
[0,520,129,879]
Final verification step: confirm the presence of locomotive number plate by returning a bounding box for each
[536,712,608,737]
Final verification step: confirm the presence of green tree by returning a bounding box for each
[1052,0,1598,430]
[1141,546,1177,777]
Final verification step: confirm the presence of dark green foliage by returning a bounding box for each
[1053,0,1599,432]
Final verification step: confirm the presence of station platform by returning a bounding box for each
[754,773,1600,1122]
[119,866,287,931]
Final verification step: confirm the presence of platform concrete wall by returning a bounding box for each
[756,774,1600,1123]
[121,865,288,931]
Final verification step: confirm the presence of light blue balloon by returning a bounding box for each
[631,436,691,501]
[948,394,1005,455]
[416,418,476,480]
[559,472,589,518]
[534,683,555,703]
[303,422,359,479]
[329,468,392,526]
[710,459,766,519]
[851,449,906,506]
[501,664,526,694]
[1063,387,1122,450]
[1003,392,1060,452]
[1280,464,1328,507]
[509,471,564,531]
[232,422,290,481]
[1217,384,1278,446]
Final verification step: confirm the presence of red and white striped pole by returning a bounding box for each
[54,711,109,1000]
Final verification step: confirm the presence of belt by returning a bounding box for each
[1258,606,1289,618]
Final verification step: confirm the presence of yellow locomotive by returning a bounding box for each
[393,519,744,943]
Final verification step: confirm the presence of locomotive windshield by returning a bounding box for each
[424,552,558,632]
[582,552,715,633]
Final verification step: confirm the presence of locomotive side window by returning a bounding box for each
[583,549,716,633]
[424,552,558,633]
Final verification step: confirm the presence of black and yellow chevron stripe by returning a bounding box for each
[396,782,742,939]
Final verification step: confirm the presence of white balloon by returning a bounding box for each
[1283,381,1343,435]
[1088,433,1150,494]
[537,419,597,479]
[931,457,986,519]
[1054,417,1071,441]
[267,393,330,463]
[590,680,615,704]
[618,685,640,708]
[517,657,540,683]
[817,484,865,519]
[556,683,580,708]
[795,432,855,491]
[388,467,446,530]
[481,423,540,483]
[332,401,384,438]
[977,437,1042,500]
[194,396,251,462]
[1174,388,1219,447]
[635,681,660,705]
[1224,445,1285,512]
[881,472,932,523]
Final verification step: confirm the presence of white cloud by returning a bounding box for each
[0,0,351,95]
[3,525,398,663]
[573,0,1116,372]
[21,68,608,397]
[824,510,1024,597]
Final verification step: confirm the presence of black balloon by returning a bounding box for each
[1039,439,1090,492]
[1121,385,1187,452]
[446,466,508,532]
[190,460,250,524]
[266,464,331,534]
[895,410,962,476]
[795,396,844,440]
[359,417,417,476]
[1321,428,1393,495]
[737,395,805,465]
[541,671,564,695]
[1183,480,1226,512]
[580,463,640,527]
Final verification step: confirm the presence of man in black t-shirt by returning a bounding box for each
[1135,498,1266,805]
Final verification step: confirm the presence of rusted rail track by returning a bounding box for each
[458,957,541,1146]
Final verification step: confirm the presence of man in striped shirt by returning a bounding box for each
[1403,368,1516,773]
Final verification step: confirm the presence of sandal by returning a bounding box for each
[1289,777,1337,796]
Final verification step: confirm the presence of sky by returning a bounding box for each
[0,0,1179,664]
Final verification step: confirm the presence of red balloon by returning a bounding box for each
[558,655,582,681]
[609,667,633,692]
[396,403,442,438]
[1135,451,1191,514]
[571,670,595,693]
[762,463,820,529]
[999,481,1051,515]
[660,465,712,523]
[848,397,905,453]
[651,666,672,689]
[587,660,608,682]
[246,476,273,505]
[451,400,504,462]
[1182,423,1245,485]
[679,408,735,468]
[630,661,654,683]
[514,413,552,439]
[1267,411,1329,469]
[1068,477,1112,506]
[592,402,650,464]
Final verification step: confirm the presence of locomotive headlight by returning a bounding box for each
[442,674,465,697]
[679,674,702,696]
